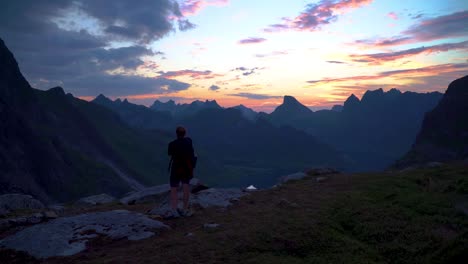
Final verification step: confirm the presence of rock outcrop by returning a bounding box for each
[396,75,468,167]
[0,210,169,258]
[120,184,170,205]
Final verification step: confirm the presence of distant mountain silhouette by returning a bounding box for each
[230,104,258,121]
[395,75,468,166]
[92,94,173,130]
[179,107,347,187]
[0,38,173,202]
[150,99,222,119]
[269,95,312,124]
[266,91,443,171]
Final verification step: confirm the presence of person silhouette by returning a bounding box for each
[167,126,195,218]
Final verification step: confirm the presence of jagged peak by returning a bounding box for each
[47,86,65,96]
[345,94,360,103]
[92,94,112,104]
[388,88,402,94]
[283,95,301,105]
[0,38,33,102]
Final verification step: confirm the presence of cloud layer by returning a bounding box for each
[238,37,267,45]
[265,0,373,32]
[0,0,193,96]
[356,10,468,47]
[351,41,468,64]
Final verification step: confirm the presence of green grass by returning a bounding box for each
[29,163,468,263]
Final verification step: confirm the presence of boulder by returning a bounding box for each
[120,184,169,205]
[0,210,169,258]
[192,188,246,208]
[278,172,308,184]
[0,194,45,216]
[305,167,340,176]
[75,194,116,206]
[148,188,247,215]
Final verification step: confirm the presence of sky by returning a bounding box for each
[1,0,467,112]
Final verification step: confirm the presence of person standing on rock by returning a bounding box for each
[167,126,196,218]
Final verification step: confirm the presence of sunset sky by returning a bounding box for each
[1,0,467,112]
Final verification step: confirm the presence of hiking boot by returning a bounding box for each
[178,208,194,217]
[163,209,180,219]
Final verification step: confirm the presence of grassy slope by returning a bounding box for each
[70,97,171,186]
[34,163,468,263]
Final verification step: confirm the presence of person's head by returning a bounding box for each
[176,126,186,139]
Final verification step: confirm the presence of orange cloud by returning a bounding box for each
[308,63,468,84]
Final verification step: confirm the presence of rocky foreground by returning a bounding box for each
[0,165,467,263]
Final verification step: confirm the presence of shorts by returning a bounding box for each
[170,166,192,187]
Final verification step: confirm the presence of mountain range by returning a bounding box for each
[264,88,443,171]
[1,35,466,203]
[92,94,347,187]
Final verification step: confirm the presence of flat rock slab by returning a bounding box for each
[278,172,308,184]
[120,184,170,205]
[75,193,116,206]
[149,188,247,216]
[0,210,169,259]
[192,188,246,208]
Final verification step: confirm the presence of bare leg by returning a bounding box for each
[170,187,178,210]
[182,183,190,210]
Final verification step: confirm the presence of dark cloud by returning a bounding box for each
[351,41,468,64]
[229,92,282,100]
[0,0,194,97]
[209,85,220,91]
[356,10,468,47]
[79,0,185,43]
[326,60,346,64]
[178,19,197,31]
[232,67,261,76]
[65,75,191,97]
[238,37,267,45]
[265,0,372,32]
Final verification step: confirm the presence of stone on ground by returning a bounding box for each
[148,188,247,215]
[75,193,116,206]
[0,210,169,259]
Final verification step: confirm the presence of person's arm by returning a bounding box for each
[168,142,173,156]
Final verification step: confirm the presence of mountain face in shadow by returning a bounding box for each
[92,94,173,131]
[230,104,258,121]
[179,107,347,187]
[266,90,443,171]
[0,39,172,203]
[396,75,468,166]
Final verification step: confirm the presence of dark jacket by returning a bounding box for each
[168,137,195,177]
